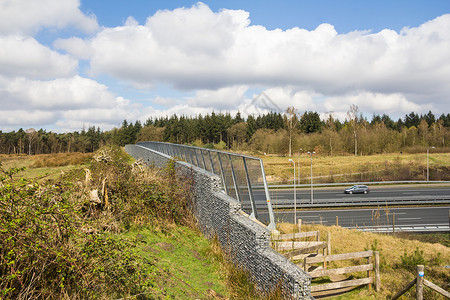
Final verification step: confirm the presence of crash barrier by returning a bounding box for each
[137,141,276,230]
[269,196,450,209]
[125,144,313,299]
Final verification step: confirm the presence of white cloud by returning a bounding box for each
[0,0,98,35]
[53,37,92,60]
[261,88,318,112]
[322,91,427,118]
[146,3,249,57]
[0,76,119,110]
[0,35,77,79]
[0,109,57,126]
[79,4,449,114]
[187,85,248,109]
[0,76,144,131]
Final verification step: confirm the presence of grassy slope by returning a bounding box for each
[276,223,450,299]
[119,225,229,299]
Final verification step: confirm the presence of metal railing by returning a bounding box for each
[267,181,450,189]
[137,141,276,231]
[269,195,450,209]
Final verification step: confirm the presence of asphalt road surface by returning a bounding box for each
[273,206,448,227]
[260,185,450,207]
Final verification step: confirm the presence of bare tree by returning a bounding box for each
[284,106,299,157]
[347,105,360,156]
[25,128,38,155]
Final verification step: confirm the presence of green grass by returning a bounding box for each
[118,225,229,299]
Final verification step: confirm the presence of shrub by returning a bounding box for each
[0,146,194,298]
[399,247,426,270]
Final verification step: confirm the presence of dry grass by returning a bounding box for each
[0,153,93,180]
[259,152,450,183]
[276,223,450,299]
[31,152,93,167]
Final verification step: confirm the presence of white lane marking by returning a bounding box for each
[398,217,421,220]
[300,207,450,213]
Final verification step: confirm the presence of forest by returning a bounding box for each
[1,108,449,156]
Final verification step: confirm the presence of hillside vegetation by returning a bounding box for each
[0,148,274,299]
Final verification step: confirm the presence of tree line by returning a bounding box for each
[1,109,449,156]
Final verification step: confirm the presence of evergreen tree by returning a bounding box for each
[246,115,257,140]
[299,111,323,133]
[381,114,395,130]
[404,112,420,128]
[422,110,435,126]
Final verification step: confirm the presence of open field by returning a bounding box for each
[0,152,93,180]
[276,223,450,299]
[257,152,450,184]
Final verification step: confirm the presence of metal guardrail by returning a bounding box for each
[137,141,276,230]
[267,181,450,189]
[268,196,450,209]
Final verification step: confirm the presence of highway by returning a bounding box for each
[264,185,450,206]
[248,185,450,231]
[269,206,449,231]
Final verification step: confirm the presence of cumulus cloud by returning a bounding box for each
[82,6,447,89]
[187,85,248,109]
[322,91,426,116]
[0,109,57,126]
[0,35,78,79]
[0,0,98,35]
[69,3,450,118]
[53,37,92,60]
[0,76,142,131]
[0,76,119,110]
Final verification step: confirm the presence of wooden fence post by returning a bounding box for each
[304,257,308,272]
[317,231,321,255]
[375,251,380,292]
[416,265,424,300]
[368,255,372,291]
[298,219,302,233]
[327,232,331,256]
[336,215,338,226]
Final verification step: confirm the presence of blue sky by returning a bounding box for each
[83,0,449,32]
[1,0,449,132]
